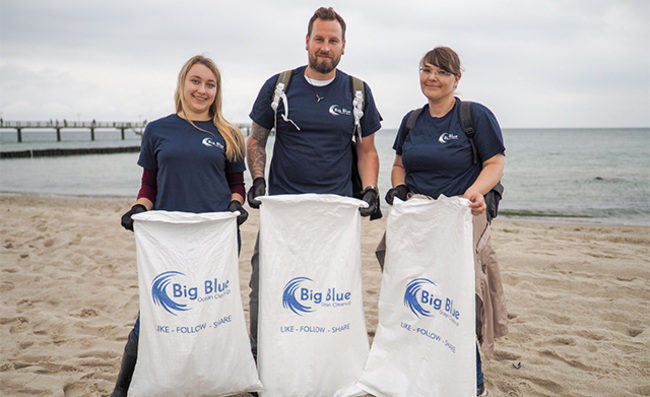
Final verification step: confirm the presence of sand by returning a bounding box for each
[1,196,648,397]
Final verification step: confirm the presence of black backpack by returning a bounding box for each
[402,99,504,223]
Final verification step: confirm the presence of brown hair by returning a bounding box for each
[420,47,463,78]
[174,55,245,161]
[307,7,346,40]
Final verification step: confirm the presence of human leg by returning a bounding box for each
[111,325,139,397]
[248,233,260,359]
[476,346,484,388]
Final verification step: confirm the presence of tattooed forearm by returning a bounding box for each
[250,122,271,144]
[247,122,271,179]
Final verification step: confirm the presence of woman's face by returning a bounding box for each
[419,61,460,104]
[182,63,217,121]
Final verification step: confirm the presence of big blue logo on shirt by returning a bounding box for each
[438,133,459,144]
[328,104,352,117]
[202,137,225,150]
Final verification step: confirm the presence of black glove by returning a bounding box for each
[359,186,381,219]
[121,204,147,231]
[228,200,249,226]
[247,177,266,209]
[385,184,409,205]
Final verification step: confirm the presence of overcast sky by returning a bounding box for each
[1,0,648,129]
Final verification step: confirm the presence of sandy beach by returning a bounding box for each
[1,195,648,397]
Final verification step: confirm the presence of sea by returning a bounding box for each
[1,127,649,226]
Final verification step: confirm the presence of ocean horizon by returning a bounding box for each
[1,127,649,226]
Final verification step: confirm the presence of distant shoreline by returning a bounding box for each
[2,128,647,227]
[1,194,646,229]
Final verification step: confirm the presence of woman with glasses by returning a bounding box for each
[385,46,508,396]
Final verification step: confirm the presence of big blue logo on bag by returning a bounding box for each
[282,277,353,316]
[404,278,461,325]
[129,211,263,395]
[151,271,231,316]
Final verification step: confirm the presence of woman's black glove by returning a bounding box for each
[121,204,147,231]
[247,177,266,209]
[385,184,409,205]
[228,200,249,225]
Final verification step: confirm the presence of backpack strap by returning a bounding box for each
[457,99,504,222]
[349,76,368,202]
[272,69,300,130]
[457,99,479,164]
[350,75,365,140]
[404,108,421,140]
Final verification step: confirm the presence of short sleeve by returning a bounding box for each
[393,111,416,155]
[137,124,158,171]
[249,74,280,130]
[471,103,506,162]
[359,82,382,137]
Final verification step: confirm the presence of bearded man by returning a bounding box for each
[245,6,383,359]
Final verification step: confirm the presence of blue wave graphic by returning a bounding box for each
[151,271,190,316]
[404,278,436,318]
[282,277,314,316]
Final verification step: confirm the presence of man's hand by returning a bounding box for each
[359,186,380,217]
[247,177,266,209]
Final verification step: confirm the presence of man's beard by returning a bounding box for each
[308,51,340,74]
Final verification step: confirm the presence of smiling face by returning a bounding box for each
[419,61,460,104]
[305,18,345,79]
[181,63,217,121]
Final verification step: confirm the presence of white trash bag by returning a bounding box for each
[129,210,263,397]
[357,196,476,397]
[257,194,369,397]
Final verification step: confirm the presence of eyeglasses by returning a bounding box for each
[419,68,453,77]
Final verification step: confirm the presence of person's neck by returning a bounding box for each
[305,65,336,81]
[178,111,211,122]
[428,96,456,118]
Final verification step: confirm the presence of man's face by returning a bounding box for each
[306,18,345,76]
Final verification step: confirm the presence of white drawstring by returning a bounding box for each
[352,90,364,141]
[272,82,301,131]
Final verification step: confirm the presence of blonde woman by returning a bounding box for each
[113,55,247,397]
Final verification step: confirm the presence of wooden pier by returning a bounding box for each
[0,120,253,142]
[0,120,147,143]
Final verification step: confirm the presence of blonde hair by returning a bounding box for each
[174,55,245,161]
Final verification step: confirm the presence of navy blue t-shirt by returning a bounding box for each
[249,66,382,196]
[393,99,505,198]
[138,114,246,213]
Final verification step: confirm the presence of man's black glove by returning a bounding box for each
[359,186,382,220]
[121,204,147,231]
[385,184,409,205]
[247,177,266,209]
[228,200,249,226]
